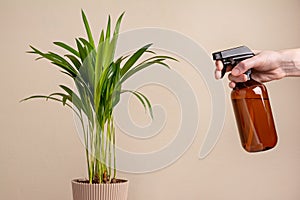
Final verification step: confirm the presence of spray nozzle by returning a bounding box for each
[212,46,255,78]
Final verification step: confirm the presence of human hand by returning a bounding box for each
[215,50,287,88]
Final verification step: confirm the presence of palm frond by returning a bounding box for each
[53,41,80,57]
[121,90,153,118]
[120,43,152,77]
[81,9,95,48]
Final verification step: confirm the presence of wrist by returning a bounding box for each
[279,49,300,77]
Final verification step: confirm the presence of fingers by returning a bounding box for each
[229,81,236,88]
[232,57,256,76]
[227,73,248,88]
[215,58,250,87]
[228,73,248,82]
[215,60,223,71]
[215,60,223,79]
[214,69,222,79]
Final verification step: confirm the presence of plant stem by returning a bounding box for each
[96,121,102,183]
[108,118,112,180]
[112,119,116,179]
[106,117,111,180]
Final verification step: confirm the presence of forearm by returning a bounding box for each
[279,48,300,77]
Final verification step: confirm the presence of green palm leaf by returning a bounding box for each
[121,90,153,118]
[120,43,152,77]
[20,95,81,119]
[53,41,80,57]
[120,59,171,84]
[81,9,95,48]
[65,54,81,70]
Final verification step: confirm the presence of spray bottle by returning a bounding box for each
[212,46,278,152]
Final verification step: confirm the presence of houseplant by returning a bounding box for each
[22,10,176,200]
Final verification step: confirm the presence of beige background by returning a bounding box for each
[1,0,300,199]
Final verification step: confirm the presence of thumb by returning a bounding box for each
[232,56,257,76]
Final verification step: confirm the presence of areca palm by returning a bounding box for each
[22,10,176,183]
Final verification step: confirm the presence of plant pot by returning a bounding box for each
[72,179,129,200]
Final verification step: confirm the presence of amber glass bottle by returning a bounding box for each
[231,76,278,152]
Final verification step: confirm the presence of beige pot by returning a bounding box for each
[72,179,129,200]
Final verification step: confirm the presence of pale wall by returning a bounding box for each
[1,0,300,200]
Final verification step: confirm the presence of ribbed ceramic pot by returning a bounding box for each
[72,179,129,200]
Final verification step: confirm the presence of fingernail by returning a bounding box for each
[215,71,221,79]
[232,68,240,76]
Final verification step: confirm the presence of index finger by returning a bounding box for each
[215,60,223,71]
